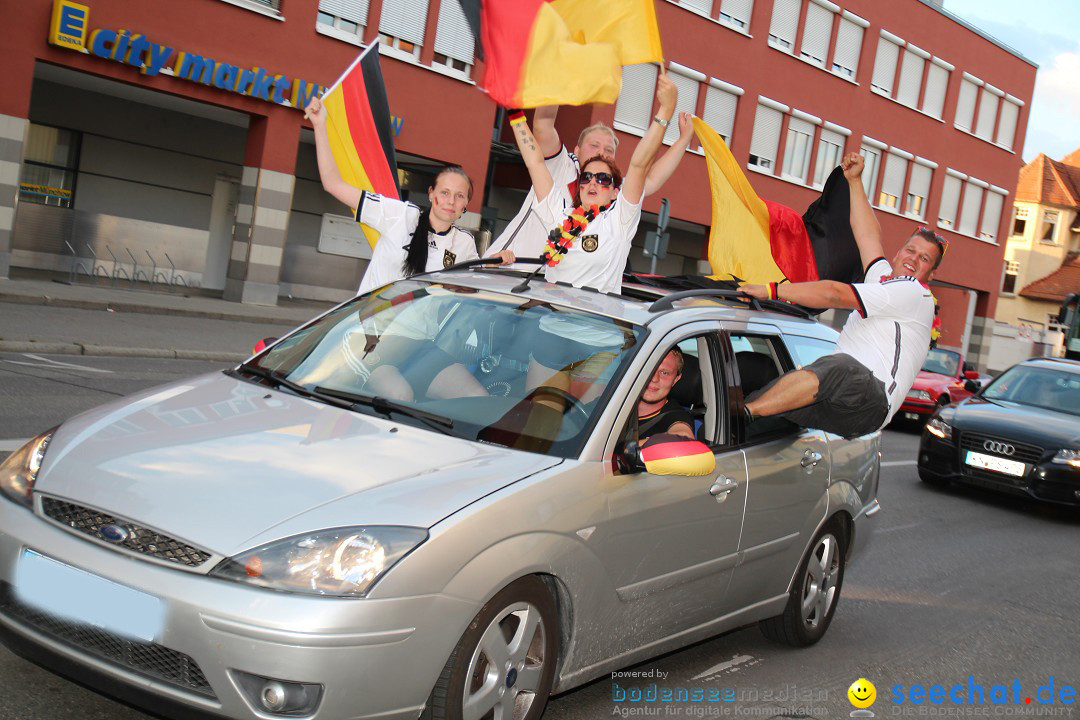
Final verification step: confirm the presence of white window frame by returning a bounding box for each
[978,186,1007,242]
[799,0,836,68]
[957,178,987,237]
[719,0,754,30]
[921,57,952,119]
[768,0,801,52]
[378,0,430,61]
[860,137,886,200]
[906,158,935,221]
[974,84,1003,141]
[317,0,370,43]
[432,0,475,78]
[614,64,659,135]
[895,44,928,108]
[831,11,867,80]
[1012,206,1028,236]
[871,30,902,96]
[749,97,788,171]
[954,73,981,132]
[782,112,818,184]
[878,148,910,212]
[702,78,743,144]
[996,95,1022,150]
[1040,210,1060,244]
[938,169,964,229]
[679,0,714,15]
[666,63,704,146]
[813,121,848,188]
[1002,259,1019,295]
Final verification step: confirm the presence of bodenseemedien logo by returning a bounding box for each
[850,678,878,718]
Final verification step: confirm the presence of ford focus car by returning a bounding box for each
[918,357,1080,505]
[0,270,880,720]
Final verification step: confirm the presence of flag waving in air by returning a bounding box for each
[320,42,400,248]
[456,0,664,108]
[693,117,861,285]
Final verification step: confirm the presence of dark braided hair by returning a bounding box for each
[402,166,473,277]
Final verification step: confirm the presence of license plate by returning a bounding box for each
[905,413,919,420]
[14,549,164,643]
[965,450,1026,477]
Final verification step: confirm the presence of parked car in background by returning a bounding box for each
[918,357,1080,506]
[899,348,982,423]
[0,270,880,720]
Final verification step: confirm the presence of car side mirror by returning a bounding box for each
[964,380,979,393]
[963,370,979,380]
[252,337,279,355]
[620,434,716,477]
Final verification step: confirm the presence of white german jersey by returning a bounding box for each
[532,185,642,295]
[485,147,578,263]
[834,257,935,425]
[356,192,478,294]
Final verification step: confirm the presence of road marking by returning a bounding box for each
[691,654,756,680]
[2,354,114,374]
[0,439,30,452]
[881,460,917,466]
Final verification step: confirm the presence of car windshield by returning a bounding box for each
[244,280,645,458]
[981,365,1080,416]
[921,348,960,376]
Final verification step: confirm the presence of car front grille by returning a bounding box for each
[0,584,215,698]
[958,432,1044,465]
[40,497,211,567]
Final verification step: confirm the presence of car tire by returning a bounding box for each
[422,576,559,720]
[758,519,846,647]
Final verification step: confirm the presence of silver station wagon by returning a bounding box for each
[0,269,880,720]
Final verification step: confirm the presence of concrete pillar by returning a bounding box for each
[223,111,300,305]
[967,291,994,373]
[0,114,28,279]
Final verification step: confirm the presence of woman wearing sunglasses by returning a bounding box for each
[507,67,677,295]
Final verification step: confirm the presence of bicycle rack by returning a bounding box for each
[164,253,189,291]
[148,250,169,290]
[106,246,130,287]
[127,248,149,287]
[86,244,110,284]
[65,241,93,284]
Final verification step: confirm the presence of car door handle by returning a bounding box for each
[709,477,738,496]
[800,450,823,468]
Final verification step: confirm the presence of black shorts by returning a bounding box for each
[759,353,889,438]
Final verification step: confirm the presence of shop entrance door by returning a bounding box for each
[203,175,239,290]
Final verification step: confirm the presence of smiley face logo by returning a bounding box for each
[848,678,876,709]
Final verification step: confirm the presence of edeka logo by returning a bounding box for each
[49,0,89,51]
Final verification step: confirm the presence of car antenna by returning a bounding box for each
[511,259,546,293]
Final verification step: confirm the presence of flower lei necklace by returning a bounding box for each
[544,202,610,267]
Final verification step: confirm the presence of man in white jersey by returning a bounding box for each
[741,152,943,438]
[485,107,693,263]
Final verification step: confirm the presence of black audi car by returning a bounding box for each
[918,357,1080,506]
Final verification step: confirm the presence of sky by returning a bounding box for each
[943,0,1080,164]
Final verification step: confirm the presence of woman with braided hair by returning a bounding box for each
[507,69,677,403]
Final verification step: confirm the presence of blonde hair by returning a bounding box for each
[577,123,619,152]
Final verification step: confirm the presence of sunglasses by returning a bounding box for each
[578,171,616,187]
[915,226,949,254]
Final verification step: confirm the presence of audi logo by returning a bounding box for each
[983,440,1015,456]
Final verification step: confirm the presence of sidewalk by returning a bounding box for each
[0,270,336,362]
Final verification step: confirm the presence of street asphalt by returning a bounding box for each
[0,270,337,362]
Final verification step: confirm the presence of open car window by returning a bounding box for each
[247,281,646,458]
[730,333,799,443]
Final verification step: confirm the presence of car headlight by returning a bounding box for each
[908,390,932,402]
[0,428,56,508]
[1051,449,1080,469]
[210,526,427,597]
[925,417,952,441]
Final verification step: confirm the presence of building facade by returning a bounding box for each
[0,0,1036,368]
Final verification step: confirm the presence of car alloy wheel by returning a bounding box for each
[759,519,846,646]
[424,576,559,720]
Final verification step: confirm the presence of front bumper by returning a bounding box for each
[899,399,935,416]
[0,499,476,720]
[918,432,1080,506]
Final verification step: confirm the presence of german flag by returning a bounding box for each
[457,0,663,108]
[321,43,400,248]
[640,434,716,477]
[694,117,861,285]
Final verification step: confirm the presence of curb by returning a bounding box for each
[0,292,317,327]
[0,340,245,363]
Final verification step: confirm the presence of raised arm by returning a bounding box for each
[508,111,555,202]
[532,106,562,158]
[306,96,363,211]
[621,68,677,205]
[841,151,884,269]
[643,111,693,197]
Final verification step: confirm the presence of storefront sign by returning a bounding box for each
[47,0,405,135]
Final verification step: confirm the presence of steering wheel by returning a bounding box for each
[526,386,591,423]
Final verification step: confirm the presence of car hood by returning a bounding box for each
[947,397,1080,448]
[36,372,562,556]
[912,371,956,390]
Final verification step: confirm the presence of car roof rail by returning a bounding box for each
[646,288,817,319]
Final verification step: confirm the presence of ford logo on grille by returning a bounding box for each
[99,523,130,544]
[983,440,1015,456]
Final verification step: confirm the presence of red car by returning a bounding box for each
[899,348,982,422]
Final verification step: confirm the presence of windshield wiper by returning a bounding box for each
[314,385,458,434]
[229,365,355,410]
